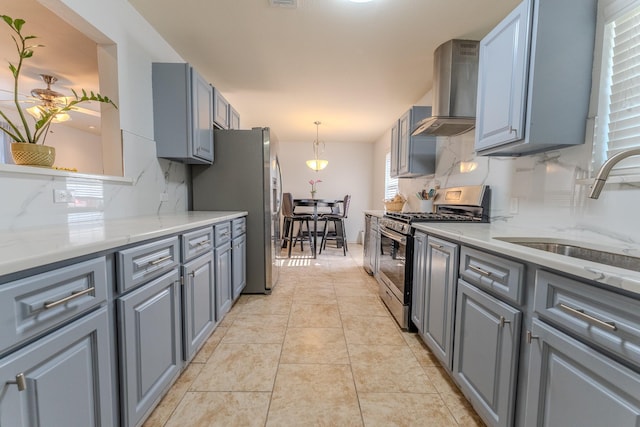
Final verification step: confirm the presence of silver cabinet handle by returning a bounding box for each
[509,126,517,133]
[499,316,510,327]
[44,287,95,309]
[149,255,172,266]
[469,264,492,277]
[188,271,195,278]
[559,303,617,331]
[6,373,26,391]
[190,239,211,248]
[526,330,539,344]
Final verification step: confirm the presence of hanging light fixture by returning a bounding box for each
[306,121,328,171]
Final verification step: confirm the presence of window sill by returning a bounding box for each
[576,174,640,185]
[0,163,134,184]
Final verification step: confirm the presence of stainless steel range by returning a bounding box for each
[376,185,490,330]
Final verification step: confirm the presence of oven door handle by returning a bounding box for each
[379,227,407,245]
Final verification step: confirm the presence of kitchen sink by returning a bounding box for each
[495,238,640,272]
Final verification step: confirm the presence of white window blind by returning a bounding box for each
[384,152,398,200]
[596,0,640,173]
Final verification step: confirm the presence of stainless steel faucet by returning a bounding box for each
[589,147,640,199]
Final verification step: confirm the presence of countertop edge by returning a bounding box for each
[0,211,247,277]
[412,222,640,297]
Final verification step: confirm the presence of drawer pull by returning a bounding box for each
[6,373,26,391]
[43,287,95,310]
[526,330,539,344]
[559,303,617,331]
[469,264,492,277]
[191,239,211,248]
[149,255,172,266]
[499,316,510,327]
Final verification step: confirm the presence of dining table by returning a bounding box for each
[293,198,342,258]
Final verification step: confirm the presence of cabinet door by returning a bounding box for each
[216,241,233,320]
[213,88,230,129]
[524,319,640,427]
[453,281,521,427]
[0,307,114,427]
[390,122,399,177]
[183,253,216,361]
[423,236,459,370]
[192,70,214,162]
[118,268,182,427]
[232,234,247,301]
[229,105,241,130]
[366,218,379,275]
[398,111,410,174]
[475,0,530,152]
[411,231,428,334]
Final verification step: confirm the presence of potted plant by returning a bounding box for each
[0,15,117,167]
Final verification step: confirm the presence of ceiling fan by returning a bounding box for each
[27,74,71,122]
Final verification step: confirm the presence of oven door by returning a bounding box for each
[377,225,410,304]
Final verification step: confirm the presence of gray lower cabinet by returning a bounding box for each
[411,231,428,334]
[118,268,182,427]
[182,252,216,361]
[422,236,459,369]
[0,307,114,426]
[232,233,247,300]
[453,280,521,427]
[215,240,233,320]
[524,318,640,426]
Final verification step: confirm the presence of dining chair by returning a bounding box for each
[319,194,351,256]
[281,193,314,257]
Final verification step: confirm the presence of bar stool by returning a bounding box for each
[282,193,314,257]
[319,194,351,256]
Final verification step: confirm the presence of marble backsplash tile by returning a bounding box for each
[0,131,188,231]
[399,131,640,245]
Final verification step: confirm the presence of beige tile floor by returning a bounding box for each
[143,244,485,427]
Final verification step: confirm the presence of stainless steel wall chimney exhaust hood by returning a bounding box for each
[412,39,479,137]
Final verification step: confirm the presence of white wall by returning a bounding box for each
[278,141,372,243]
[0,0,189,231]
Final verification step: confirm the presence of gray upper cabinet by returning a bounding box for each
[524,318,640,427]
[474,0,597,156]
[0,307,114,427]
[152,63,214,164]
[213,87,230,129]
[229,104,241,130]
[391,106,437,178]
[454,281,521,427]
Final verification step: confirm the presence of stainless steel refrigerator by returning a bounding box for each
[191,127,282,294]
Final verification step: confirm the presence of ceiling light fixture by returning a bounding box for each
[306,121,328,172]
[26,74,71,123]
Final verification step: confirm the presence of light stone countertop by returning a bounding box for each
[412,222,640,297]
[0,211,246,277]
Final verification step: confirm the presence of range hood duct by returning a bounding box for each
[412,39,479,137]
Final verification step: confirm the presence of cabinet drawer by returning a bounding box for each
[181,227,214,263]
[117,236,179,293]
[459,246,525,305]
[534,270,640,368]
[232,217,246,238]
[214,221,232,246]
[0,257,108,356]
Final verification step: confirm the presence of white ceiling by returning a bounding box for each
[127,0,521,143]
[1,0,522,144]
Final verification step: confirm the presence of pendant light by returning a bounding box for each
[306,121,328,171]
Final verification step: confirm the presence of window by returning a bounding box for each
[593,0,640,174]
[384,152,398,199]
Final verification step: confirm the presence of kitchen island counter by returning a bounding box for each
[412,221,640,296]
[0,211,246,277]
